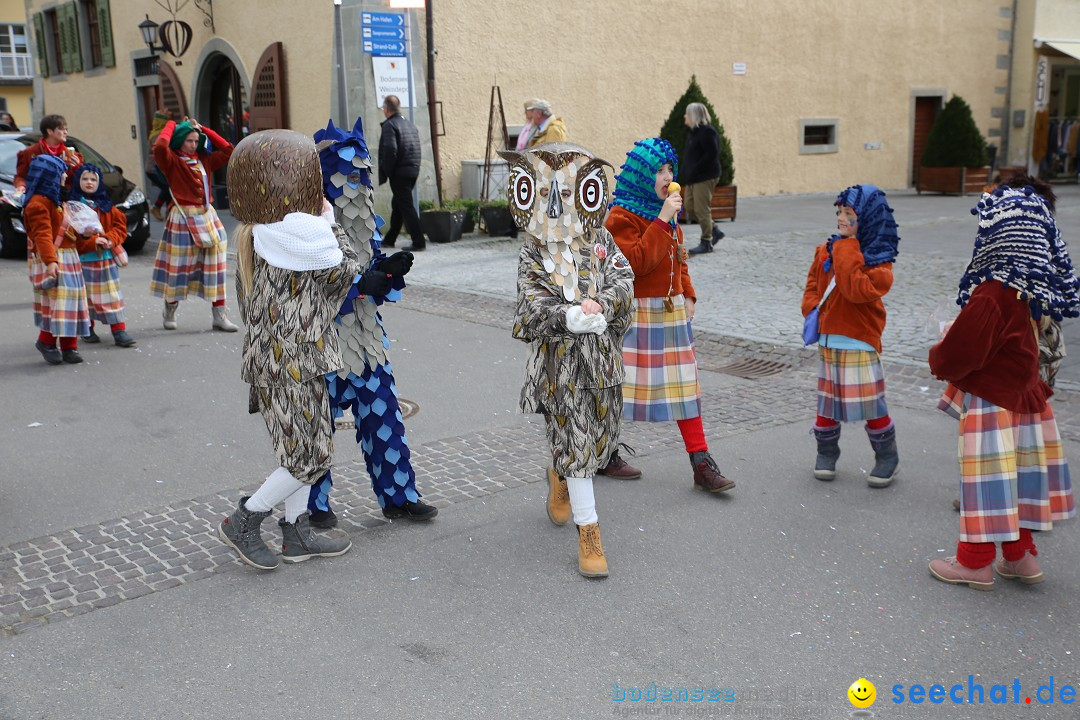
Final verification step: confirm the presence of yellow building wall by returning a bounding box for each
[433,0,1009,196]
[26,0,332,189]
[0,0,33,127]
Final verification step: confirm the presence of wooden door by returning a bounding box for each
[912,96,941,185]
[249,42,287,132]
[158,63,188,121]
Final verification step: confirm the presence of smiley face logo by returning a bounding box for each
[848,678,876,709]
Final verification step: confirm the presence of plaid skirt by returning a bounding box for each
[81,258,126,325]
[28,249,90,338]
[149,205,228,302]
[939,385,1075,543]
[817,346,889,422]
[621,295,701,422]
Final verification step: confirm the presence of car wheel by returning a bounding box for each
[0,208,27,260]
[124,206,151,254]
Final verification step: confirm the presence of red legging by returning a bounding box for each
[677,416,707,453]
[957,529,1037,569]
[38,330,77,350]
[816,415,891,430]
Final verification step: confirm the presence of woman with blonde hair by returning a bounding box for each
[682,102,725,255]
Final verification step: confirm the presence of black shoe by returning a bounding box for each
[84,328,101,344]
[309,507,338,529]
[35,340,62,365]
[112,329,137,348]
[61,349,84,364]
[382,500,438,521]
[711,226,726,245]
[688,241,713,255]
[402,243,426,252]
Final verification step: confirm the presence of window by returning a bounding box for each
[84,0,102,67]
[0,23,32,79]
[46,9,61,74]
[799,118,839,154]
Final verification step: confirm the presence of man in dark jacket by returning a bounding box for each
[378,95,425,250]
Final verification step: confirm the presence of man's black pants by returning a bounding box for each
[383,175,425,247]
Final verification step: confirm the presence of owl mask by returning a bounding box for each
[498,143,613,244]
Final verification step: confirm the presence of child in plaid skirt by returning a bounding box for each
[928,181,1079,590]
[801,185,900,487]
[23,154,90,365]
[604,138,734,493]
[68,164,136,348]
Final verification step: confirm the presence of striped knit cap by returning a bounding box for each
[611,138,679,221]
[831,184,899,268]
[958,186,1080,320]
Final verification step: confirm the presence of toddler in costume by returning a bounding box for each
[802,185,899,487]
[24,154,90,365]
[68,164,136,348]
[928,184,1078,590]
[503,142,635,578]
[217,130,367,570]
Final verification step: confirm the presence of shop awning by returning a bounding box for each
[1041,40,1080,60]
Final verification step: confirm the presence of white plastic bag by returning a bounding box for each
[924,298,959,340]
[64,201,104,236]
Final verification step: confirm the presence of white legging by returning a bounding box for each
[244,467,310,523]
[566,476,598,526]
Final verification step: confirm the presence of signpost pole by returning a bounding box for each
[404,10,419,214]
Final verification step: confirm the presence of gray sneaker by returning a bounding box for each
[218,497,279,570]
[279,514,352,563]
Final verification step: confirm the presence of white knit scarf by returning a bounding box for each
[253,213,342,271]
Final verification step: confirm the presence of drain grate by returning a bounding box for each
[710,358,791,379]
[334,397,419,430]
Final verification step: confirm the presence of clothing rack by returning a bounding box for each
[1044,116,1079,180]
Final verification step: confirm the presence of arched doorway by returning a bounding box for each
[193,41,250,201]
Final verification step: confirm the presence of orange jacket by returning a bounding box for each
[605,205,696,301]
[801,237,893,352]
[24,195,77,265]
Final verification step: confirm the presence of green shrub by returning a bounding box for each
[920,95,990,168]
[419,200,437,212]
[659,75,735,185]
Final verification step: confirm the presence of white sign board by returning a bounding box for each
[732,62,747,76]
[372,56,412,108]
[1035,55,1048,109]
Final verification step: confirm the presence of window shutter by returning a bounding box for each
[97,0,114,67]
[65,2,82,73]
[57,6,71,74]
[32,13,49,78]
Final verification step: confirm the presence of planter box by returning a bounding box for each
[480,205,517,237]
[420,210,464,244]
[710,184,737,222]
[916,166,990,195]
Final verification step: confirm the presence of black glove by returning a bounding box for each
[356,268,393,297]
[379,251,414,278]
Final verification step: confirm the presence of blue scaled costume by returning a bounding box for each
[308,118,426,516]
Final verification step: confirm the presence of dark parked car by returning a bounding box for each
[0,132,151,259]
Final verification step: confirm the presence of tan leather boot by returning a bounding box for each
[577,522,608,578]
[546,468,570,526]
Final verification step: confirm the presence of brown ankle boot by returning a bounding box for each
[597,448,642,480]
[546,468,570,526]
[577,522,608,578]
[691,451,735,493]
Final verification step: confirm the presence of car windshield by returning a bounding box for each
[0,139,23,178]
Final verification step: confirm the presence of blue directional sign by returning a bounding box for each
[361,11,403,27]
[363,40,406,56]
[363,26,405,41]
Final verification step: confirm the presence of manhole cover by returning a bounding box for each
[711,358,790,380]
[334,397,419,429]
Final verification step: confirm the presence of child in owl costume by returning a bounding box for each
[308,117,438,526]
[501,142,635,578]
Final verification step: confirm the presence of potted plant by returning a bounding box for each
[479,199,516,237]
[444,197,479,234]
[660,75,737,222]
[419,200,464,244]
[917,95,991,195]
